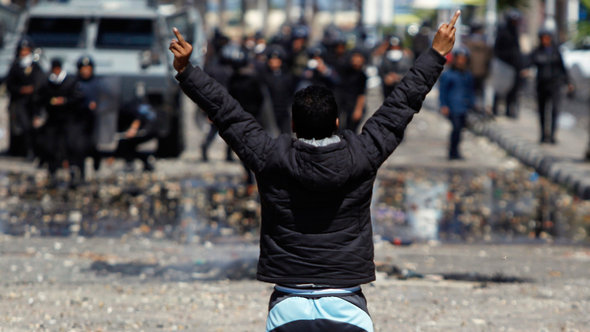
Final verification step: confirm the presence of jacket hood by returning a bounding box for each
[291,136,353,191]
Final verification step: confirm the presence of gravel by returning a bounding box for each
[1,235,589,331]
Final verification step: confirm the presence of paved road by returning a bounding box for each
[1,234,589,331]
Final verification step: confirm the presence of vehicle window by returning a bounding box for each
[96,18,154,49]
[27,17,85,48]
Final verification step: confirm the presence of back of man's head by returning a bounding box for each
[292,85,338,139]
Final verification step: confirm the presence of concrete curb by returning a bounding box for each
[469,115,590,200]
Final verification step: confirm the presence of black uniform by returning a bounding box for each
[297,60,339,91]
[5,57,45,158]
[285,48,308,79]
[493,20,522,117]
[335,58,367,132]
[201,54,234,161]
[229,68,265,119]
[324,42,348,75]
[115,98,157,171]
[37,71,85,181]
[260,64,296,135]
[379,48,413,98]
[228,67,265,185]
[77,73,102,170]
[528,44,569,143]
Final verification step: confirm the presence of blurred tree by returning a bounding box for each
[576,1,590,45]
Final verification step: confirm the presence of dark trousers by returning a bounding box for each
[8,98,35,157]
[449,113,466,159]
[201,124,232,161]
[345,108,364,133]
[116,134,155,166]
[67,123,91,178]
[537,85,561,142]
[39,123,66,176]
[40,122,90,178]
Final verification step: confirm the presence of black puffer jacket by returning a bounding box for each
[176,48,445,286]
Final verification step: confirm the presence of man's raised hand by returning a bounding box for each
[432,10,461,56]
[169,27,193,73]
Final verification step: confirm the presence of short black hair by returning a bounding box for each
[292,85,338,139]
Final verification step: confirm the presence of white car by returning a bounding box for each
[561,38,590,100]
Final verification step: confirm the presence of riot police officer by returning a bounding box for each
[115,85,158,172]
[259,45,296,135]
[335,49,367,132]
[201,31,234,161]
[76,55,102,172]
[297,44,340,91]
[285,24,310,78]
[379,35,413,98]
[527,29,573,144]
[5,37,45,159]
[493,9,523,118]
[37,58,84,187]
[225,42,266,188]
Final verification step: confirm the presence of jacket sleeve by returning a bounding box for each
[359,47,446,168]
[175,64,272,173]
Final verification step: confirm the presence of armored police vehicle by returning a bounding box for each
[1,0,206,157]
[0,3,22,83]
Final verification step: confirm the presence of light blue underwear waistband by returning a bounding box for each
[275,285,361,295]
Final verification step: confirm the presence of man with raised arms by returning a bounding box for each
[169,10,460,332]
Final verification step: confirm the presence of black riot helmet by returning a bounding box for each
[16,36,35,55]
[220,42,249,69]
[291,24,310,40]
[266,44,286,60]
[77,55,95,69]
[537,27,554,39]
[18,36,34,50]
[505,8,521,25]
[307,44,326,59]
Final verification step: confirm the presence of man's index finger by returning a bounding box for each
[449,10,461,28]
[173,27,185,43]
